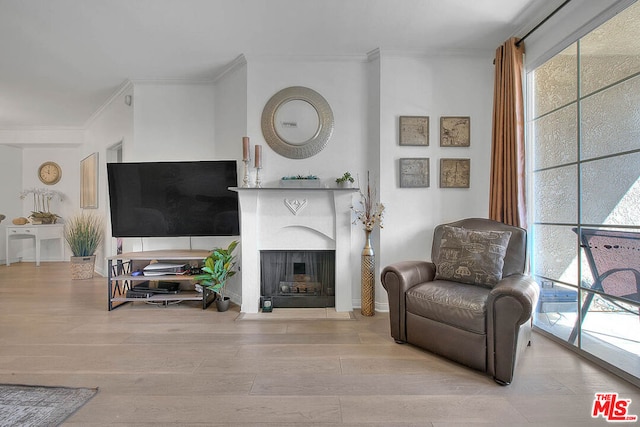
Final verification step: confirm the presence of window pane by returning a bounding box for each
[535,281,578,344]
[530,2,640,384]
[579,292,640,378]
[581,75,640,160]
[533,165,577,224]
[531,224,578,285]
[533,44,577,118]
[580,1,640,97]
[581,152,640,226]
[532,103,577,170]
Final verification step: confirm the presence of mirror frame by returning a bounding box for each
[261,86,334,159]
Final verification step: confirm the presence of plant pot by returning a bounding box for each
[215,297,230,312]
[70,255,96,280]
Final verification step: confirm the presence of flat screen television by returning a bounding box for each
[107,161,239,237]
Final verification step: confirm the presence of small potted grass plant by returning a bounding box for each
[65,212,104,280]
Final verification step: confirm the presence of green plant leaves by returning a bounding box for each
[196,240,239,298]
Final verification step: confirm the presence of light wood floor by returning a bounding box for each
[0,262,638,426]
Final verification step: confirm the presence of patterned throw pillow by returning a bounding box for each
[434,225,512,287]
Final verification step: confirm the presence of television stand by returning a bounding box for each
[106,250,214,311]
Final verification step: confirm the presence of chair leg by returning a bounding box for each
[494,378,510,386]
[394,339,406,344]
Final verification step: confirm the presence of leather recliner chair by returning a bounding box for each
[381,218,539,385]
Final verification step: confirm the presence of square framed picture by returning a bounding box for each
[440,158,470,188]
[400,158,430,188]
[440,116,470,147]
[399,116,429,146]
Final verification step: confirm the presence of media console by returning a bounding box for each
[106,249,214,311]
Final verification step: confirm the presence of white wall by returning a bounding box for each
[123,81,237,255]
[131,82,216,162]
[0,145,23,263]
[245,58,369,188]
[19,146,80,262]
[245,57,369,307]
[214,56,248,162]
[211,58,248,301]
[377,52,495,309]
[83,82,134,275]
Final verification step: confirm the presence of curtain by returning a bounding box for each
[489,37,527,228]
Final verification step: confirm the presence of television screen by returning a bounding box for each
[107,161,239,237]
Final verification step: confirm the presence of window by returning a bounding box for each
[529,2,640,383]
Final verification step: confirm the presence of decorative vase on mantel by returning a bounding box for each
[361,229,375,316]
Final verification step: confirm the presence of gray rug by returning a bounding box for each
[0,384,98,427]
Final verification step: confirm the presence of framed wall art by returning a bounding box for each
[440,158,470,188]
[440,116,470,147]
[399,158,430,188]
[399,116,429,146]
[80,152,98,208]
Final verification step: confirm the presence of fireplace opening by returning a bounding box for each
[260,250,335,308]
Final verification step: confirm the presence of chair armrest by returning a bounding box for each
[488,274,540,325]
[487,274,540,384]
[381,261,435,342]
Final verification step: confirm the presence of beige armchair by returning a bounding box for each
[381,218,539,385]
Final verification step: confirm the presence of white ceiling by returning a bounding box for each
[0,0,560,129]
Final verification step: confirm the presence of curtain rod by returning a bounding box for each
[516,0,572,46]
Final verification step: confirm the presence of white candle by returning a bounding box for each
[255,145,262,168]
[242,137,250,161]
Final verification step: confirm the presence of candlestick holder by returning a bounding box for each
[255,167,262,188]
[242,159,251,188]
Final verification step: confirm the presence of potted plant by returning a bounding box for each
[64,212,104,280]
[20,188,63,224]
[195,240,238,312]
[336,172,355,188]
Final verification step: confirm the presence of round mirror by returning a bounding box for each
[261,86,334,159]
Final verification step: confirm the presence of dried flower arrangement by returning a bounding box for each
[352,172,384,232]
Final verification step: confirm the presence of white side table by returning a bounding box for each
[6,224,65,266]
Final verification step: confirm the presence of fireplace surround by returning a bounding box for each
[232,187,356,313]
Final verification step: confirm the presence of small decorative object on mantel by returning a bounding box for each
[279,174,322,188]
[242,136,251,188]
[0,214,5,224]
[352,172,385,316]
[255,144,263,188]
[19,188,64,224]
[336,172,355,188]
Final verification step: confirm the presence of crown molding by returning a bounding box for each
[0,127,84,147]
[213,54,248,82]
[245,52,369,63]
[82,79,134,129]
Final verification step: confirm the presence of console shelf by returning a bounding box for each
[106,249,214,311]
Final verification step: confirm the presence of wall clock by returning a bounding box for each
[38,161,62,185]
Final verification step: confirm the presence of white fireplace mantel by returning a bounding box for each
[231,187,357,313]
